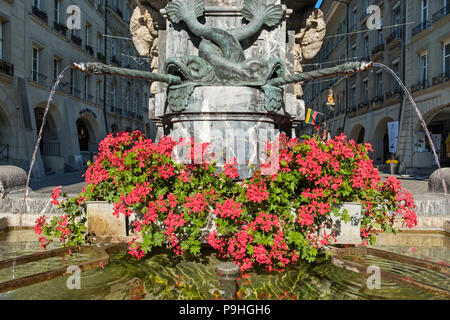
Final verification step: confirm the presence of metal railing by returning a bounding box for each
[71,34,83,47]
[371,95,384,103]
[385,88,403,99]
[42,142,60,157]
[386,28,402,44]
[412,21,431,37]
[110,106,122,115]
[31,71,47,85]
[411,80,429,93]
[371,43,385,55]
[70,87,81,98]
[54,81,69,92]
[111,56,121,66]
[0,59,14,77]
[96,98,104,106]
[0,144,9,161]
[432,72,450,86]
[86,94,94,103]
[53,22,67,36]
[32,6,48,24]
[432,5,450,23]
[85,45,94,56]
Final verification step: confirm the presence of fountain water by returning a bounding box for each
[373,63,450,205]
[2,1,447,301]
[23,65,72,203]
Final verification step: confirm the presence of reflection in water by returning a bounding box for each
[0,230,448,300]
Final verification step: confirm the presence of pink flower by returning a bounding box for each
[50,186,62,206]
[184,193,208,213]
[224,158,240,179]
[246,184,269,203]
[214,199,243,220]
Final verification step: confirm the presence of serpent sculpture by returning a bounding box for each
[74,0,372,113]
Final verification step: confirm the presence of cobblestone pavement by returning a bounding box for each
[30,171,86,195]
[379,173,429,197]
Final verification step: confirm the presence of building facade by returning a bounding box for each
[299,0,450,172]
[397,0,450,169]
[0,0,154,178]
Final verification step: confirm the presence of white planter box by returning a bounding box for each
[325,203,362,245]
[86,202,127,238]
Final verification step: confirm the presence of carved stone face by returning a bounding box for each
[130,6,159,60]
[298,9,326,60]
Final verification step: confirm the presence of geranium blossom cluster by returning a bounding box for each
[35,131,417,273]
[211,133,417,270]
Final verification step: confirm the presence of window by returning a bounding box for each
[96,81,101,104]
[420,53,428,83]
[444,43,450,76]
[97,35,102,53]
[0,22,3,60]
[352,8,357,30]
[144,93,148,112]
[85,24,91,46]
[53,57,60,81]
[125,89,130,113]
[134,92,139,114]
[34,0,41,9]
[393,8,401,37]
[84,75,90,101]
[111,39,117,57]
[377,30,383,45]
[392,61,400,90]
[352,44,357,59]
[351,87,356,107]
[54,0,60,24]
[363,36,369,58]
[32,47,41,81]
[111,83,116,108]
[376,72,383,97]
[70,69,76,95]
[421,0,428,23]
[126,47,131,66]
[362,80,369,103]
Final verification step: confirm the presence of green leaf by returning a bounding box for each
[341,209,351,223]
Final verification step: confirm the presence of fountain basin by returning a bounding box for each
[0,228,448,300]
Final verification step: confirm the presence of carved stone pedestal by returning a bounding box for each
[164,86,291,178]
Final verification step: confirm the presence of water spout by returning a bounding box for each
[24,65,72,203]
[374,63,450,205]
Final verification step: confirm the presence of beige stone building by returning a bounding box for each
[299,0,450,172]
[397,0,450,170]
[0,0,154,178]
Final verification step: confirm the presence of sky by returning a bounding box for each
[315,0,323,8]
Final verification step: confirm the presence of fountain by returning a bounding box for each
[0,0,448,301]
[73,0,371,179]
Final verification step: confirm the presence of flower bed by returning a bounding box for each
[35,131,417,273]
